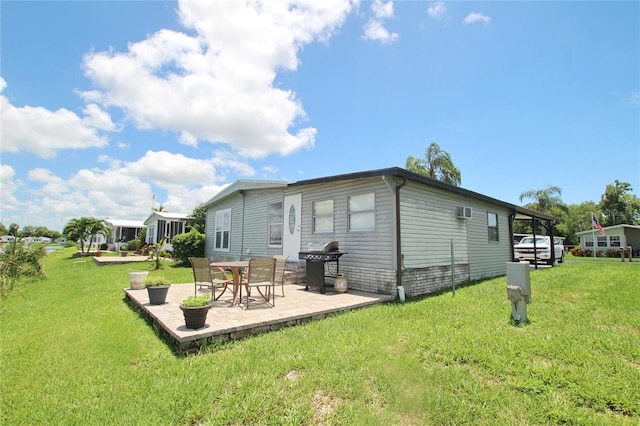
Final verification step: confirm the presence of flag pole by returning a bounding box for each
[591,213,596,258]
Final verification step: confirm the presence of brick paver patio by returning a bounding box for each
[124,282,394,354]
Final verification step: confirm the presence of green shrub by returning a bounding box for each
[180,294,210,307]
[171,229,205,265]
[125,239,140,251]
[0,241,46,294]
[145,277,170,287]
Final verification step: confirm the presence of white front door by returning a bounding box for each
[283,193,302,260]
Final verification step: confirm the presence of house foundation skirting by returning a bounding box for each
[403,264,470,296]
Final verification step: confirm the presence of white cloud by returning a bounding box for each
[427,2,447,19]
[0,164,22,212]
[362,0,399,44]
[372,0,394,19]
[630,91,639,106]
[81,0,355,159]
[463,12,491,25]
[0,78,113,158]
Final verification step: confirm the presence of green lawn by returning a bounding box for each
[1,248,638,425]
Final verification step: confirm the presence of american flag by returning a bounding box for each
[592,214,605,236]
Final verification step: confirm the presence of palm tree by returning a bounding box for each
[63,217,110,253]
[519,185,563,214]
[406,141,461,186]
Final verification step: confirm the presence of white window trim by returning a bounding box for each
[349,192,375,232]
[313,199,334,234]
[214,209,231,251]
[487,212,499,242]
[268,201,283,247]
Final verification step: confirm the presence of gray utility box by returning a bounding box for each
[506,262,531,304]
[506,262,531,322]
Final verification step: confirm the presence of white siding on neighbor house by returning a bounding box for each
[400,182,469,269]
[295,177,395,270]
[466,200,512,280]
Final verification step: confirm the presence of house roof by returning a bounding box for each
[574,224,640,236]
[202,180,289,208]
[104,219,145,228]
[143,211,190,225]
[288,167,558,222]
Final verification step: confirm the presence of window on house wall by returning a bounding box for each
[214,209,231,251]
[584,236,594,247]
[609,236,621,247]
[349,192,375,231]
[313,199,334,233]
[597,236,607,247]
[487,212,499,242]
[268,201,283,246]
[147,225,154,244]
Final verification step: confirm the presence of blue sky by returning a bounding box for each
[1,1,638,232]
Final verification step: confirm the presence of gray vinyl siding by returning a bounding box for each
[399,182,469,268]
[205,188,285,260]
[295,177,395,270]
[466,201,512,280]
[241,189,285,259]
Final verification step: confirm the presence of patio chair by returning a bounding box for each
[241,258,276,309]
[273,255,288,297]
[189,257,233,301]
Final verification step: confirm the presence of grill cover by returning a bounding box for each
[305,241,339,253]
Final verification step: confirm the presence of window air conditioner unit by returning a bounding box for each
[456,206,472,219]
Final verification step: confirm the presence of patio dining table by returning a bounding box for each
[210,260,249,305]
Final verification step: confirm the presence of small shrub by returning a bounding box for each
[145,277,170,287]
[181,294,211,307]
[171,229,205,265]
[125,239,140,252]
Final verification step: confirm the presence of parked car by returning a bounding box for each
[514,235,565,265]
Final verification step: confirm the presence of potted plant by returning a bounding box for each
[180,295,213,329]
[128,270,149,290]
[145,277,171,305]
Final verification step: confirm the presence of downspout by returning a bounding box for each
[239,190,245,260]
[383,176,407,301]
[509,212,515,261]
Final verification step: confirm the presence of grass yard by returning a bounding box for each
[1,248,638,425]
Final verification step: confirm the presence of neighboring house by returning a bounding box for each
[104,219,146,250]
[143,211,190,251]
[575,224,640,255]
[202,168,556,298]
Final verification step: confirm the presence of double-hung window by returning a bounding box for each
[214,209,231,251]
[597,236,607,247]
[349,192,375,231]
[584,236,594,247]
[313,199,334,233]
[487,212,499,242]
[268,201,283,246]
[609,236,621,247]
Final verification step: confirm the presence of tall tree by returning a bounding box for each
[519,185,565,236]
[519,185,563,214]
[599,180,640,226]
[406,141,462,186]
[187,204,207,233]
[63,217,110,253]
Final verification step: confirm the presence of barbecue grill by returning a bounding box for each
[298,241,345,293]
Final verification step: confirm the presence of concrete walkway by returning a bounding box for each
[124,283,395,354]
